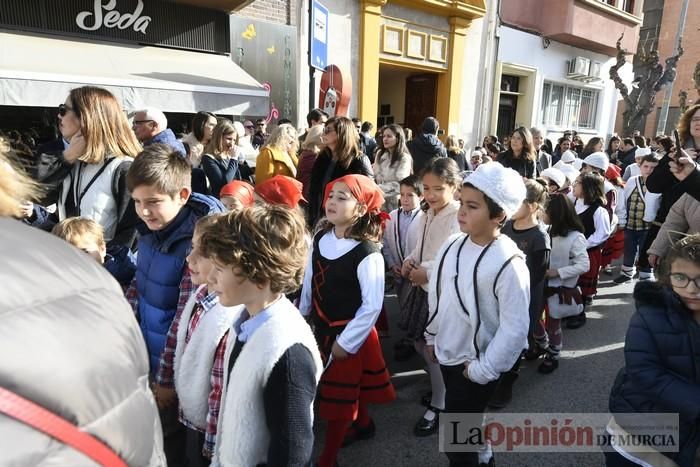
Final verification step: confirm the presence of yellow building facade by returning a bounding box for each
[357,0,486,137]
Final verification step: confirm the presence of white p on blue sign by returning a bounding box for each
[310,0,328,70]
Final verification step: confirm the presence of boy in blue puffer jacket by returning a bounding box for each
[124,143,223,467]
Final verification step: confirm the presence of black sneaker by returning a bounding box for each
[566,312,586,329]
[613,274,633,284]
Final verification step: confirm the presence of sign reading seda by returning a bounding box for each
[76,0,151,34]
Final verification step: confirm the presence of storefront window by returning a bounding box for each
[540,81,599,130]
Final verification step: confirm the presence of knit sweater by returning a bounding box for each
[547,231,590,288]
[404,201,460,291]
[424,234,530,384]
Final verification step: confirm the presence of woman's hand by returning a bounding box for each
[19,202,34,219]
[669,147,698,182]
[408,265,428,286]
[63,133,86,163]
[648,254,660,268]
[331,341,349,360]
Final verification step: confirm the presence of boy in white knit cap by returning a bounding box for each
[424,163,530,467]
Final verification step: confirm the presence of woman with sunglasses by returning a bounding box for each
[307,116,374,228]
[30,86,141,251]
[606,234,700,467]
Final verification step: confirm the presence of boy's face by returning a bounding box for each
[399,185,420,212]
[186,231,214,286]
[640,161,658,178]
[74,238,106,265]
[207,260,262,307]
[458,185,501,237]
[131,184,190,231]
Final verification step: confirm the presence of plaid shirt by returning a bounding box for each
[204,330,230,457]
[626,178,648,231]
[153,268,195,387]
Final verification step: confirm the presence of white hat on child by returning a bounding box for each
[559,164,580,185]
[583,151,609,172]
[463,162,526,218]
[540,168,566,189]
[561,150,577,164]
[635,147,652,159]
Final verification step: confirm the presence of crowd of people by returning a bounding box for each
[1,85,699,467]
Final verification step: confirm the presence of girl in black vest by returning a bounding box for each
[569,173,611,329]
[299,174,396,467]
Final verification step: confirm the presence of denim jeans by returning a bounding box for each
[623,229,650,273]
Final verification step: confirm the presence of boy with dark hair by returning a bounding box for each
[125,143,223,466]
[425,163,530,467]
[615,153,661,283]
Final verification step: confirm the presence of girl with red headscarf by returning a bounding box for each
[299,174,395,467]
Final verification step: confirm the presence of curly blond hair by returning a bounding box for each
[0,137,41,218]
[199,205,308,294]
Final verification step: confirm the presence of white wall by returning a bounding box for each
[496,25,634,139]
[295,0,360,127]
[456,16,486,150]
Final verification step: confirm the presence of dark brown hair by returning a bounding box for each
[199,205,308,294]
[577,172,606,206]
[658,233,700,287]
[325,116,362,169]
[677,104,700,146]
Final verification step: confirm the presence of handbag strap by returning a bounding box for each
[0,387,126,467]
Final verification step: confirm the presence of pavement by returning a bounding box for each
[315,267,638,467]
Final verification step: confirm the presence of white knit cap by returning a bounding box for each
[583,151,609,172]
[635,147,652,159]
[573,158,584,171]
[540,168,566,189]
[463,162,526,218]
[561,150,577,163]
[559,164,580,185]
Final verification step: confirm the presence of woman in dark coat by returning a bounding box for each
[607,234,700,467]
[307,116,373,228]
[496,127,537,179]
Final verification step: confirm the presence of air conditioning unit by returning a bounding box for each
[586,61,602,82]
[567,56,590,79]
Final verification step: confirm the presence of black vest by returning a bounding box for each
[311,231,379,336]
[578,202,602,248]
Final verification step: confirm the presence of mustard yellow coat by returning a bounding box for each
[255,146,298,184]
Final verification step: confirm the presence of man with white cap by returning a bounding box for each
[425,163,530,467]
[622,147,652,182]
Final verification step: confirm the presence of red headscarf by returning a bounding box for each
[323,174,385,215]
[255,175,306,208]
[220,180,255,207]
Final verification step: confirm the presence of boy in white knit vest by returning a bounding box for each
[158,215,238,465]
[425,163,530,467]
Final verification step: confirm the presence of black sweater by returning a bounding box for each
[227,340,317,467]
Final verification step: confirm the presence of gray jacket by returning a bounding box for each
[0,218,165,466]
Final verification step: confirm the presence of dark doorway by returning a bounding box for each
[497,94,518,140]
[404,73,438,136]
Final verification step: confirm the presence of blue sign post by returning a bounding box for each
[310,0,328,71]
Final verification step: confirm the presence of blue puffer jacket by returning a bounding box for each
[136,192,223,376]
[147,129,187,157]
[609,282,700,467]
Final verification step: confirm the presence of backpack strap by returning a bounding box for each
[0,386,127,467]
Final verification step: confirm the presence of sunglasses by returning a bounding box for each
[58,104,74,117]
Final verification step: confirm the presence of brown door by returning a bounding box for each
[404,73,438,135]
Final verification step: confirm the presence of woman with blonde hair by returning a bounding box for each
[297,124,325,201]
[30,86,141,248]
[373,123,412,211]
[255,123,299,184]
[308,116,374,227]
[445,134,466,171]
[202,119,242,198]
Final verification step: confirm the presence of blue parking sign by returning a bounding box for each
[310,0,328,70]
